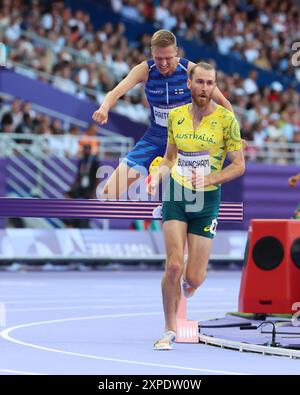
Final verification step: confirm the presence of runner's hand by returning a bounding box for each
[146,177,159,196]
[288,176,298,188]
[190,171,214,189]
[92,105,109,124]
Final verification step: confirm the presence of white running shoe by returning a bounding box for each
[152,205,162,218]
[153,330,176,350]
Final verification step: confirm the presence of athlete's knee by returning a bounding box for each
[165,253,184,279]
[186,269,207,289]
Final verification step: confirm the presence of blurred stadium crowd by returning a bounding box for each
[0,0,300,154]
[114,0,300,81]
[0,95,100,157]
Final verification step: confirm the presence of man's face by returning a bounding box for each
[187,67,216,108]
[151,45,178,76]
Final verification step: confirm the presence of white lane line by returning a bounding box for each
[0,369,45,375]
[0,291,238,297]
[0,282,46,287]
[0,312,247,376]
[0,298,235,306]
[4,303,162,312]
[0,297,160,304]
[4,304,235,313]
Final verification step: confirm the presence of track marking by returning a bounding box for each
[4,304,234,313]
[0,298,235,306]
[0,311,247,375]
[0,368,45,375]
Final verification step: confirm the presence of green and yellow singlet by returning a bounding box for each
[167,104,242,191]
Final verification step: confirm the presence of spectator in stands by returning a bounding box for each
[0,98,23,131]
[50,118,63,135]
[15,113,35,144]
[0,112,13,133]
[79,123,100,156]
[53,63,77,95]
[243,70,258,95]
[44,119,66,156]
[35,114,52,135]
[22,101,36,120]
[63,125,80,157]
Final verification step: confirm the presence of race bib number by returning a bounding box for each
[153,106,170,127]
[204,218,218,235]
[176,150,211,177]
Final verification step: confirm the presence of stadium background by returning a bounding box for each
[0,0,299,376]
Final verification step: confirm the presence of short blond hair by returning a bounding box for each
[151,30,177,48]
[189,62,217,82]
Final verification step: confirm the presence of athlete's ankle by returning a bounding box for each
[164,329,176,336]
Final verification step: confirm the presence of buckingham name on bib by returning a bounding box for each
[176,150,211,176]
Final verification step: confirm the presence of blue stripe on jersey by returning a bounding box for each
[145,58,191,129]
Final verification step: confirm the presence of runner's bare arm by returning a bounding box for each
[206,149,245,187]
[146,144,177,195]
[157,143,178,180]
[211,87,234,113]
[92,61,149,124]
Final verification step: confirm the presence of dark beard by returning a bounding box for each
[191,92,210,108]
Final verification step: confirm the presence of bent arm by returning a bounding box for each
[212,87,234,113]
[146,144,177,195]
[101,61,149,109]
[208,149,245,186]
[154,143,178,183]
[93,62,149,124]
